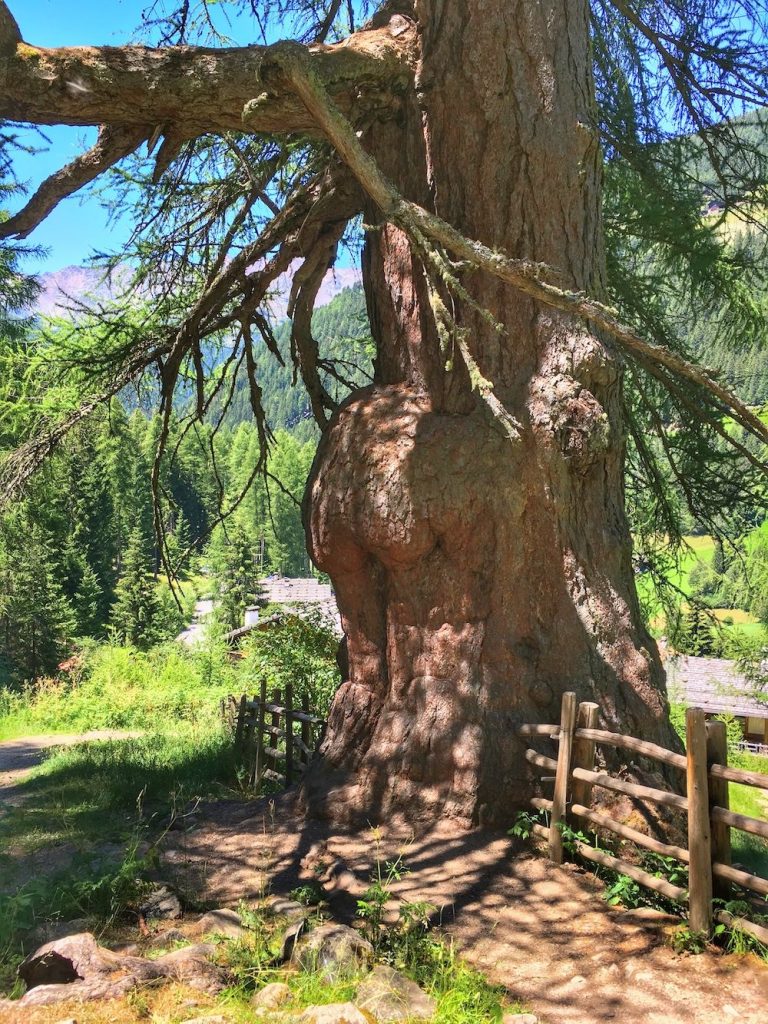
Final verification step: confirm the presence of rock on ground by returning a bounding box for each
[279,918,306,962]
[146,926,187,949]
[252,980,292,1011]
[15,932,224,1007]
[193,908,246,940]
[267,897,312,921]
[356,964,436,1022]
[299,1004,371,1024]
[139,885,183,920]
[152,943,223,993]
[292,923,373,981]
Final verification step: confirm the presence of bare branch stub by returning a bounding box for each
[0,1,20,54]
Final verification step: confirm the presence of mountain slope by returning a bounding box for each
[221,284,372,440]
[35,261,362,320]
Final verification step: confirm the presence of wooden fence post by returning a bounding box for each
[234,694,247,753]
[268,687,282,777]
[686,708,714,935]
[285,683,294,786]
[301,693,311,769]
[571,701,600,821]
[550,691,577,865]
[243,692,257,764]
[706,719,731,899]
[252,680,268,787]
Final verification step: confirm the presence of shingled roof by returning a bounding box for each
[665,655,768,719]
[259,576,340,632]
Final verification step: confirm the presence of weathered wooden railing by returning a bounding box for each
[222,683,325,788]
[520,693,768,943]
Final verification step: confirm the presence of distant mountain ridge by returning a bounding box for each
[35,262,362,320]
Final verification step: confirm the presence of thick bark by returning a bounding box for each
[304,0,680,828]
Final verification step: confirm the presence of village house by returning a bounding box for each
[666,653,768,753]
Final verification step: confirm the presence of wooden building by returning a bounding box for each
[666,654,768,752]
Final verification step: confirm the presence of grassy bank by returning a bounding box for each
[0,638,237,742]
[637,533,764,640]
[670,708,768,875]
[0,623,340,988]
[728,750,768,876]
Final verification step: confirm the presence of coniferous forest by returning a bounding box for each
[0,261,370,682]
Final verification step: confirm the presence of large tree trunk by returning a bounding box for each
[304,0,679,828]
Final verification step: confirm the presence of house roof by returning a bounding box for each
[665,655,768,719]
[226,577,342,647]
[258,576,341,632]
[260,576,334,605]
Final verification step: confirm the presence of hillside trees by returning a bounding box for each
[1,1,768,825]
[0,517,76,679]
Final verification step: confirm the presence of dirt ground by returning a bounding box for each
[159,793,768,1024]
[2,742,767,1024]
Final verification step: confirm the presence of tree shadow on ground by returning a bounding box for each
[160,790,768,1024]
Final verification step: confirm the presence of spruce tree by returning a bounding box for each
[208,522,262,631]
[110,527,162,648]
[0,521,76,679]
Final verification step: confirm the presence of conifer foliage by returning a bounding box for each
[110,527,164,649]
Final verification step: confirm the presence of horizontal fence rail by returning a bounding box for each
[518,693,768,944]
[222,684,326,789]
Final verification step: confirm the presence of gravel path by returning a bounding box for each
[177,598,214,646]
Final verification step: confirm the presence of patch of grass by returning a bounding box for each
[728,751,768,877]
[0,727,238,856]
[711,607,759,625]
[410,939,515,1023]
[222,921,513,1024]
[0,982,248,1024]
[637,534,767,642]
[0,638,239,742]
[729,785,768,877]
[669,535,714,593]
[286,969,361,1007]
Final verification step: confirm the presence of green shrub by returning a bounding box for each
[241,609,340,715]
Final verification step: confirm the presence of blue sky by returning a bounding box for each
[11,2,153,271]
[8,1,270,273]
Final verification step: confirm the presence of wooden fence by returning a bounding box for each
[222,683,326,788]
[520,693,768,943]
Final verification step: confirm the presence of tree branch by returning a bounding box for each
[0,2,415,135]
[0,124,148,239]
[252,39,768,452]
